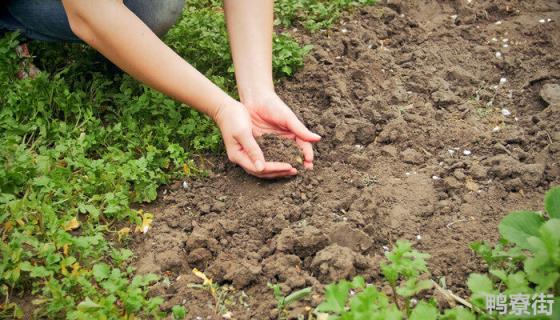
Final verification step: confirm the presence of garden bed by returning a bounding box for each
[132,0,560,318]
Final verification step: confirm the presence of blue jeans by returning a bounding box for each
[0,0,184,41]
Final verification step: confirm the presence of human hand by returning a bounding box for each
[241,92,321,169]
[214,100,300,178]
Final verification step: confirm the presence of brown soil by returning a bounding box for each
[257,134,304,169]
[133,0,560,319]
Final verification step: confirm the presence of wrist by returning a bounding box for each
[238,86,276,107]
[212,97,244,128]
[210,96,235,124]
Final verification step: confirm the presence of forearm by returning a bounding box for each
[224,0,274,103]
[62,0,235,120]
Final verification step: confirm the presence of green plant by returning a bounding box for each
[313,242,469,319]
[312,188,559,319]
[381,240,433,313]
[190,268,234,317]
[467,186,560,319]
[268,283,311,320]
[275,0,377,32]
[171,304,187,320]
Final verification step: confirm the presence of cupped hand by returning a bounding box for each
[242,92,321,169]
[214,101,300,178]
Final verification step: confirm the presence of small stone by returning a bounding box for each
[463,150,472,156]
[540,84,560,105]
[182,181,189,190]
[501,108,511,116]
[496,52,502,59]
[499,77,507,85]
[539,19,545,23]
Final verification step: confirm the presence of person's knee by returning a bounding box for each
[125,0,184,37]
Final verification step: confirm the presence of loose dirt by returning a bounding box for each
[257,134,304,169]
[133,0,560,318]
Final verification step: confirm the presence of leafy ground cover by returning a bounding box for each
[0,0,375,318]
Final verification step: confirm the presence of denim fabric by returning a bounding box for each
[0,0,184,42]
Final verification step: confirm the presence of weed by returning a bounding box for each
[268,283,311,320]
[191,268,234,317]
[171,304,187,320]
[467,186,560,318]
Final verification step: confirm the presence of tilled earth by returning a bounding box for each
[133,0,560,318]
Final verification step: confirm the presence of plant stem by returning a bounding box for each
[404,298,410,315]
[390,285,401,310]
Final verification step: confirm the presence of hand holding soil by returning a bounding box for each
[218,92,320,178]
[243,92,321,170]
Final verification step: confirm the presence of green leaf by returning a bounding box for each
[396,278,433,297]
[172,305,187,320]
[441,307,476,320]
[544,186,560,219]
[77,297,101,311]
[92,263,111,282]
[467,274,494,294]
[351,276,366,289]
[315,280,351,314]
[409,301,438,320]
[489,269,508,282]
[498,211,544,249]
[284,287,311,306]
[267,283,283,302]
[553,297,560,320]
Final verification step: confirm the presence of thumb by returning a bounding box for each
[287,115,321,142]
[237,131,265,172]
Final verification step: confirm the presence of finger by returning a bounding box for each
[236,131,265,172]
[230,149,260,173]
[263,162,293,172]
[286,115,321,142]
[296,138,314,164]
[252,169,298,179]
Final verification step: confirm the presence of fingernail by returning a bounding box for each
[255,160,265,172]
[313,133,322,140]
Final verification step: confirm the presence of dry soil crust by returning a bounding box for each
[133,1,560,318]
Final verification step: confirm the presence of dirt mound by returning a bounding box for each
[133,0,560,318]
